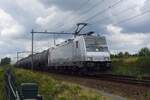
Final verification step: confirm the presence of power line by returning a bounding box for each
[67,0,124,32]
[84,0,124,22]
[80,0,105,15]
[89,9,150,29]
[66,0,106,32]
[112,5,136,17]
[61,0,107,33]
[94,1,150,25]
[115,9,150,25]
[50,0,91,32]
[75,0,91,13]
[89,4,137,25]
[74,0,106,23]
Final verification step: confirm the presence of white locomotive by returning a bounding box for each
[16,23,111,74]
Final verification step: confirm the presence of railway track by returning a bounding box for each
[83,73,150,87]
[40,68,150,87]
[18,67,150,87]
[47,69,150,87]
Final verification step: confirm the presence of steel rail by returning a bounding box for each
[85,74,150,87]
[6,70,20,100]
[8,75,17,99]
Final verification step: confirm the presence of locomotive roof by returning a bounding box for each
[55,38,74,47]
[54,35,105,48]
[83,35,105,38]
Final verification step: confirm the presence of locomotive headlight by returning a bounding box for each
[104,57,109,60]
[87,57,93,61]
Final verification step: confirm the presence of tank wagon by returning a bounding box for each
[16,50,49,70]
[16,34,111,74]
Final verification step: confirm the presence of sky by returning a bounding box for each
[0,0,150,62]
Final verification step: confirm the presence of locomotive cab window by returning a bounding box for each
[76,41,78,48]
[85,36,108,52]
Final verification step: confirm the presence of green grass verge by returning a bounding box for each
[0,67,6,100]
[111,56,150,76]
[14,68,109,100]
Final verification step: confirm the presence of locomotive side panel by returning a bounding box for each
[50,41,74,66]
[73,36,86,62]
[48,37,87,67]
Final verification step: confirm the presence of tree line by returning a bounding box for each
[0,57,11,65]
[111,47,150,58]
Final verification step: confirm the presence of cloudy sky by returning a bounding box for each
[0,0,150,62]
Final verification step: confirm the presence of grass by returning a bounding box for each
[0,66,110,100]
[0,67,6,100]
[111,56,150,76]
[14,68,109,100]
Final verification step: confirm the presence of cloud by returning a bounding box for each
[0,9,25,39]
[106,24,150,53]
[0,8,27,61]
[0,0,149,61]
[35,6,82,32]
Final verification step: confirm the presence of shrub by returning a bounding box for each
[137,56,150,75]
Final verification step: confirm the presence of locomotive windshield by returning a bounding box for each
[84,36,108,52]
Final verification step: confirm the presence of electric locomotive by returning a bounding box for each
[48,33,111,73]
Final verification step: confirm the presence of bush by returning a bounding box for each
[0,57,11,65]
[111,56,150,76]
[138,47,150,56]
[0,68,6,100]
[137,56,150,75]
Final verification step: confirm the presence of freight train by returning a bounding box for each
[15,24,111,74]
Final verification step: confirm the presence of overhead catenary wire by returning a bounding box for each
[88,9,150,32]
[75,0,91,13]
[67,0,124,32]
[79,0,105,15]
[84,0,124,22]
[89,4,139,25]
[66,0,106,32]
[112,5,136,17]
[74,0,106,24]
[89,0,150,26]
[49,0,91,32]
[115,9,150,25]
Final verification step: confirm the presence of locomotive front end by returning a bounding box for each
[84,35,111,71]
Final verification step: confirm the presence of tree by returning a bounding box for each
[118,52,123,58]
[0,57,11,65]
[124,52,130,57]
[138,47,150,56]
[110,54,116,58]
